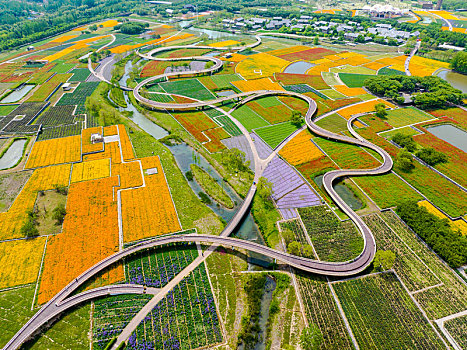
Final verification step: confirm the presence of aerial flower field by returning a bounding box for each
[25,135,81,168]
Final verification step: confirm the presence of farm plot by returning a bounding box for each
[56,81,99,110]
[232,77,284,92]
[320,89,346,100]
[159,79,215,101]
[25,134,81,168]
[27,74,72,102]
[381,210,467,319]
[0,164,71,240]
[384,107,434,128]
[338,73,374,88]
[49,62,75,73]
[35,105,75,126]
[333,85,366,97]
[128,264,222,350]
[278,48,337,62]
[315,113,348,133]
[378,67,405,76]
[38,176,123,305]
[330,65,376,75]
[0,102,47,134]
[334,272,445,349]
[338,99,394,120]
[0,105,17,117]
[173,110,220,143]
[279,129,324,166]
[0,237,46,289]
[296,273,353,350]
[362,214,440,291]
[231,105,269,131]
[444,315,467,349]
[235,52,289,80]
[274,73,329,89]
[81,126,104,154]
[314,137,381,169]
[71,158,110,183]
[203,127,230,153]
[209,73,243,89]
[379,126,420,139]
[353,173,423,209]
[298,205,363,262]
[93,294,153,350]
[121,158,180,243]
[428,107,467,129]
[69,68,91,82]
[246,99,293,124]
[322,72,342,86]
[280,219,313,250]
[255,121,301,149]
[214,115,242,136]
[38,121,84,141]
[284,84,329,100]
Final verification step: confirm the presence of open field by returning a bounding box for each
[236,52,289,80]
[231,105,269,131]
[384,107,434,128]
[25,135,81,168]
[255,121,301,149]
[160,79,215,101]
[279,129,324,166]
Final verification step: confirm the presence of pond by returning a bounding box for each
[216,90,235,97]
[436,69,467,94]
[426,124,467,153]
[1,85,34,103]
[283,61,315,74]
[0,139,27,170]
[314,175,363,211]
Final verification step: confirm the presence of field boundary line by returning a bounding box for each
[0,283,33,293]
[327,280,360,350]
[392,270,450,349]
[410,283,444,295]
[31,236,48,310]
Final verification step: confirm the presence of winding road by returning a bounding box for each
[4,34,394,350]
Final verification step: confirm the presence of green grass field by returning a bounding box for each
[159,78,215,101]
[320,89,346,100]
[315,113,348,133]
[334,272,445,349]
[384,107,434,128]
[0,105,17,116]
[322,72,341,86]
[331,65,376,75]
[49,63,76,74]
[255,96,282,108]
[231,105,269,131]
[255,121,301,149]
[214,115,242,136]
[69,68,91,82]
[378,67,406,76]
[339,73,374,88]
[379,126,420,139]
[210,74,242,89]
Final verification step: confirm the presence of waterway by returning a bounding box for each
[1,85,34,103]
[314,175,363,211]
[255,275,276,350]
[0,139,27,170]
[283,61,314,74]
[436,69,467,94]
[426,124,467,153]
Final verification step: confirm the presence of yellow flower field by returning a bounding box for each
[26,135,81,169]
[209,40,239,47]
[363,61,387,71]
[0,164,71,240]
[236,52,289,80]
[333,85,367,97]
[429,10,459,20]
[112,161,143,189]
[121,157,181,243]
[409,56,449,77]
[71,158,110,183]
[338,99,394,119]
[313,9,342,14]
[221,53,247,62]
[50,34,78,43]
[104,125,118,136]
[118,125,135,161]
[0,237,46,288]
[418,200,467,235]
[82,126,104,154]
[100,19,120,27]
[110,33,194,54]
[279,129,324,166]
[232,77,284,92]
[43,35,110,62]
[84,141,122,164]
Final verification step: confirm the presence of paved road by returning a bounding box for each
[405,40,421,76]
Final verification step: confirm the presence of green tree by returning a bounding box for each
[290,110,302,126]
[287,241,301,256]
[373,250,396,271]
[450,51,467,74]
[300,324,323,350]
[416,147,448,166]
[313,35,319,45]
[396,148,414,172]
[374,103,388,119]
[21,210,38,238]
[281,229,294,245]
[391,133,416,152]
[302,244,314,258]
[52,204,67,225]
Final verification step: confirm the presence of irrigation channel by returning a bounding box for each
[0,138,27,170]
[4,32,395,350]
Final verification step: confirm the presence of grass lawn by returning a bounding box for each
[379,126,420,139]
[35,190,67,235]
[255,121,301,149]
[330,65,376,75]
[384,107,434,128]
[334,272,445,349]
[231,105,269,131]
[321,72,341,86]
[49,62,76,74]
[320,89,346,100]
[315,113,348,133]
[339,73,374,88]
[378,67,406,76]
[210,74,243,89]
[0,105,18,116]
[255,96,282,108]
[159,78,215,101]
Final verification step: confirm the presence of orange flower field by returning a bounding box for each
[71,158,110,183]
[333,85,367,97]
[338,99,394,119]
[26,135,81,168]
[83,141,122,164]
[38,176,122,304]
[0,164,71,240]
[118,125,136,161]
[279,129,324,166]
[232,77,284,92]
[121,157,180,243]
[104,125,118,136]
[0,237,47,288]
[112,161,143,189]
[82,127,104,154]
